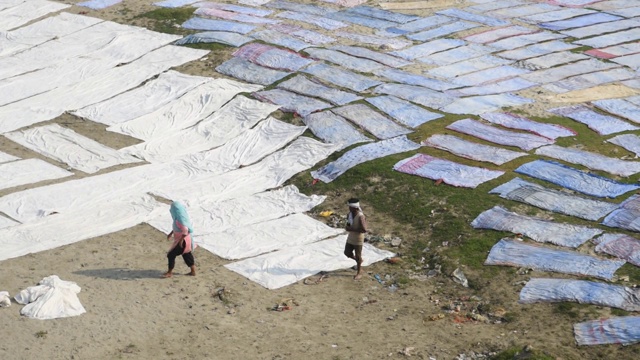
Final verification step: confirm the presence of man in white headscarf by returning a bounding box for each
[344,198,368,280]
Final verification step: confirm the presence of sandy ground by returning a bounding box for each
[1,0,639,359]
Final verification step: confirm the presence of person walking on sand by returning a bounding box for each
[163,201,196,278]
[344,198,368,280]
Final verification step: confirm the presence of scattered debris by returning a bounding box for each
[399,347,415,356]
[386,257,402,264]
[303,273,328,285]
[451,268,469,288]
[426,313,445,321]
[270,298,299,312]
[319,210,333,217]
[0,291,10,307]
[391,237,403,247]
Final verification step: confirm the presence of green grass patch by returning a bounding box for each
[136,7,195,34]
[491,346,554,360]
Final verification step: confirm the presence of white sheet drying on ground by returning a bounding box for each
[198,213,344,260]
[418,44,496,66]
[515,160,640,198]
[14,276,85,320]
[109,80,263,140]
[276,11,347,30]
[225,235,394,289]
[0,0,70,31]
[450,65,529,87]
[303,111,372,151]
[0,46,207,133]
[393,153,504,188]
[215,57,291,86]
[448,77,537,97]
[422,134,526,165]
[182,17,255,34]
[594,233,640,267]
[544,68,638,94]
[0,57,116,107]
[488,3,560,19]
[0,12,102,58]
[427,55,512,79]
[250,30,311,52]
[0,214,18,229]
[152,137,338,202]
[480,112,575,139]
[302,63,382,92]
[549,104,639,135]
[575,28,640,49]
[0,150,18,163]
[253,89,331,116]
[406,21,480,42]
[233,43,315,72]
[465,25,535,44]
[437,8,509,26]
[497,40,578,61]
[487,31,566,51]
[575,316,640,346]
[471,206,602,248]
[608,134,640,157]
[0,195,163,262]
[520,278,640,312]
[366,96,443,128]
[592,98,640,124]
[373,84,455,109]
[277,75,362,106]
[522,51,589,70]
[121,96,279,163]
[4,124,141,174]
[330,45,411,68]
[519,8,594,24]
[334,31,411,50]
[440,94,533,115]
[0,20,182,82]
[447,119,553,150]
[332,104,412,140]
[540,13,622,31]
[390,38,465,61]
[490,177,619,221]
[147,185,326,236]
[536,145,640,177]
[73,71,211,125]
[602,194,640,232]
[0,159,73,191]
[374,68,456,91]
[268,24,335,45]
[311,135,419,183]
[304,47,384,72]
[179,117,306,174]
[561,18,640,39]
[520,59,618,84]
[485,239,624,280]
[175,31,252,47]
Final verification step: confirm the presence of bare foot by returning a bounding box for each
[354,273,362,280]
[161,272,172,278]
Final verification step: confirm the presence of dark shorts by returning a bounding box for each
[344,242,363,260]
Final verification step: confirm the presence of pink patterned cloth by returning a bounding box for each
[169,220,193,254]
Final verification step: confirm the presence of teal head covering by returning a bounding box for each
[170,201,193,234]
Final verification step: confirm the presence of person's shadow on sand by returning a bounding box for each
[73,268,164,280]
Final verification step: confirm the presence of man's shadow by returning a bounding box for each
[73,268,164,280]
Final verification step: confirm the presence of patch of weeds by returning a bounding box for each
[617,262,640,283]
[135,7,195,34]
[35,330,48,338]
[611,308,630,316]
[491,346,554,360]
[553,302,579,319]
[396,275,411,286]
[502,311,518,323]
